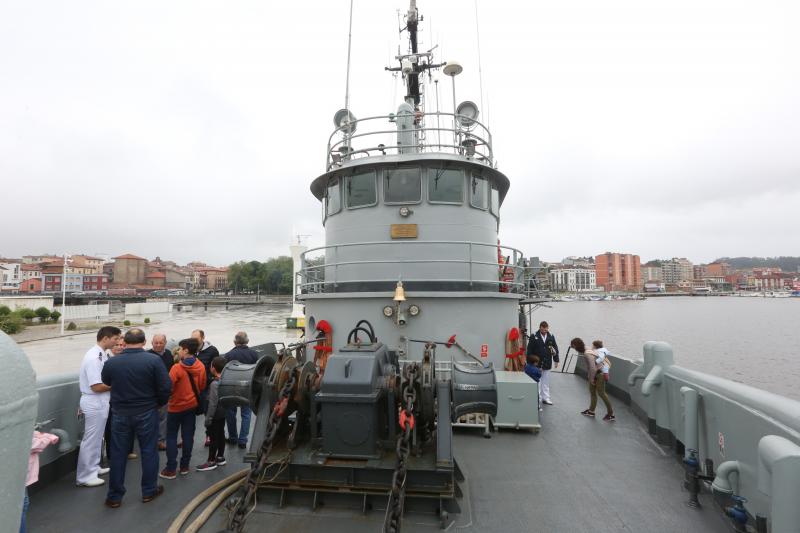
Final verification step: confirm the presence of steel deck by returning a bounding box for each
[27,373,731,533]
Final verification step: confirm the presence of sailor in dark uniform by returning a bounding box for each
[526,321,559,405]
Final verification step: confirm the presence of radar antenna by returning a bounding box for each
[385,0,445,106]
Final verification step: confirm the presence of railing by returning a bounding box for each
[327,112,494,171]
[573,342,800,530]
[298,240,525,295]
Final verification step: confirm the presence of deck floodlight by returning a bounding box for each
[333,108,357,134]
[455,100,479,129]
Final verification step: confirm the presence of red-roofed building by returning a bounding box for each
[145,271,167,288]
[19,278,42,293]
[113,253,148,286]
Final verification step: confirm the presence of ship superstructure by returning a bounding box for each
[299,0,524,368]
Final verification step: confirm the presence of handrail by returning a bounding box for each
[326,111,495,171]
[298,240,526,295]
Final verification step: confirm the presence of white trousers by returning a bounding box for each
[539,369,552,402]
[76,394,109,484]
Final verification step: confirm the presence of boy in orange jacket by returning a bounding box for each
[160,338,206,479]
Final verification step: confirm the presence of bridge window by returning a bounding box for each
[490,182,500,216]
[384,167,421,204]
[428,168,463,204]
[470,173,488,210]
[325,178,341,216]
[346,170,377,208]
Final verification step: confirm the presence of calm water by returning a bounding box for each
[533,296,800,400]
[18,298,800,400]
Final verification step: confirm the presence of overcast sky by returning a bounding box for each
[1,0,798,265]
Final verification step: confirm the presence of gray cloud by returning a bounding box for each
[1,0,798,266]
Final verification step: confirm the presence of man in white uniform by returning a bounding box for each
[76,326,122,487]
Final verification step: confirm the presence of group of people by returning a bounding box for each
[74,326,261,508]
[523,320,615,421]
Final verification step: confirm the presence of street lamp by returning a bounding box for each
[60,253,71,335]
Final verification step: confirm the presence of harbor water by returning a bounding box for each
[17,297,800,399]
[534,296,800,400]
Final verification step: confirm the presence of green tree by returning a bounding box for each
[227,257,294,294]
[17,308,36,321]
[0,313,24,334]
[50,310,61,322]
[0,305,11,316]
[35,307,52,322]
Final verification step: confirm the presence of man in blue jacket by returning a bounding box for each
[526,321,559,405]
[223,331,260,448]
[101,328,172,508]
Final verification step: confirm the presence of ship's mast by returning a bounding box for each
[386,0,444,108]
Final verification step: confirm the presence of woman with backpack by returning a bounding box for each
[570,337,615,422]
[160,338,206,479]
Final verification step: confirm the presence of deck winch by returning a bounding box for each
[217,319,497,532]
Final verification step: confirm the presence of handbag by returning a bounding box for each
[180,364,206,415]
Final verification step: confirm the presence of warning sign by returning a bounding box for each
[480,344,489,358]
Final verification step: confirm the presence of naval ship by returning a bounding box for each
[4,2,800,532]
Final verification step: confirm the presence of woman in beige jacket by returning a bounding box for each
[570,337,615,421]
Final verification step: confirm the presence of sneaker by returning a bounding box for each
[97,467,110,476]
[159,469,177,480]
[215,457,226,466]
[603,414,616,422]
[542,400,553,406]
[104,499,121,508]
[77,478,105,487]
[581,409,595,418]
[196,461,218,471]
[179,466,190,476]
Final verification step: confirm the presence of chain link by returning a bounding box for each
[227,367,297,533]
[384,363,418,533]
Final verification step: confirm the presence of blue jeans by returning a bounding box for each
[108,408,160,502]
[166,409,196,471]
[225,406,252,445]
[19,488,28,533]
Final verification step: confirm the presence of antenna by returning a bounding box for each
[344,0,355,113]
[474,0,485,117]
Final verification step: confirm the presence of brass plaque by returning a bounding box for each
[390,224,418,239]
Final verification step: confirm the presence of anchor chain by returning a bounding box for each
[227,368,297,533]
[383,363,418,533]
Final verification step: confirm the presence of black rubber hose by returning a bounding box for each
[354,319,377,342]
[347,326,374,345]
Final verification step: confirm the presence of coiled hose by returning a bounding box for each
[167,468,248,533]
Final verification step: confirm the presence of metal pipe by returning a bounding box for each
[711,460,741,495]
[680,386,699,460]
[641,365,663,397]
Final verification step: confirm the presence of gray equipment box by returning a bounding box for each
[314,342,388,458]
[492,371,540,431]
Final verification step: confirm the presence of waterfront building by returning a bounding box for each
[195,267,228,291]
[19,277,42,293]
[0,259,22,292]
[595,252,641,292]
[21,264,42,282]
[112,253,148,285]
[82,274,109,292]
[661,258,693,287]
[71,255,105,274]
[549,267,596,292]
[43,272,83,293]
[693,265,708,280]
[641,265,662,284]
[561,256,594,269]
[706,262,730,276]
[22,255,60,264]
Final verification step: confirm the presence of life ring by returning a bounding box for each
[504,327,525,371]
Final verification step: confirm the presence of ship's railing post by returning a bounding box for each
[468,242,473,289]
